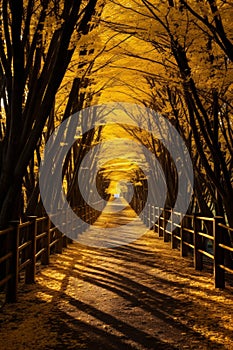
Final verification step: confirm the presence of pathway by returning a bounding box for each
[0,199,233,349]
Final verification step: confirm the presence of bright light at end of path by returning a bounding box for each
[39,102,194,248]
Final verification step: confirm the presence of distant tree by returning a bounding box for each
[180,0,233,61]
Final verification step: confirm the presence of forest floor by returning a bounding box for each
[0,201,233,349]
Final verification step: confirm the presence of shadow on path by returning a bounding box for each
[0,201,233,349]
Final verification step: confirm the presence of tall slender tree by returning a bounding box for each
[0,0,99,227]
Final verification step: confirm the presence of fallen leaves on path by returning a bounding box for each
[0,230,233,350]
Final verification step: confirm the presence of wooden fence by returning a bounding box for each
[0,205,99,305]
[137,202,233,289]
[1,201,232,306]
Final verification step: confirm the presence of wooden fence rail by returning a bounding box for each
[1,200,232,306]
[136,201,233,289]
[0,204,99,305]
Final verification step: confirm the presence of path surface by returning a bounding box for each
[0,200,233,350]
[77,197,148,248]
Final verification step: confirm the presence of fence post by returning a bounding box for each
[213,216,225,288]
[55,229,63,254]
[25,216,37,284]
[157,208,160,236]
[6,221,20,302]
[148,204,151,228]
[193,214,203,270]
[163,209,169,242]
[180,214,188,257]
[158,207,162,237]
[63,209,69,246]
[63,234,68,248]
[151,205,155,230]
[170,210,176,249]
[153,205,156,232]
[41,216,50,265]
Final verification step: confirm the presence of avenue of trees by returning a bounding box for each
[0,0,102,227]
[95,0,233,227]
[0,0,232,230]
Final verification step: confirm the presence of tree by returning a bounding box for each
[0,0,99,227]
[94,0,233,227]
